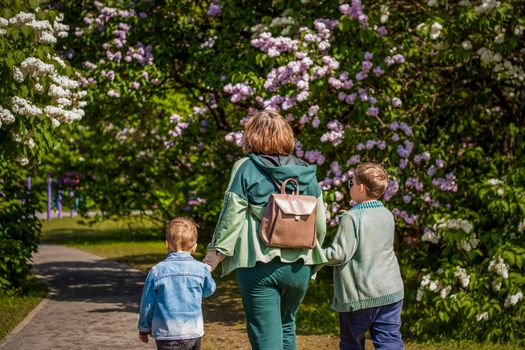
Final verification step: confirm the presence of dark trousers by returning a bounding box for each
[339,301,403,350]
[236,260,312,350]
[156,338,201,350]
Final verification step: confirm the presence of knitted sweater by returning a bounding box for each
[323,200,404,312]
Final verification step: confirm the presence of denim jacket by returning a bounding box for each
[138,252,216,340]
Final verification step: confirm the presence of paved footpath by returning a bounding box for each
[0,244,156,350]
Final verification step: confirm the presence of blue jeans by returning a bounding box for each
[236,259,312,350]
[339,301,403,350]
[156,338,201,350]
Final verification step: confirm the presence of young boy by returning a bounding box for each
[138,217,216,350]
[323,163,404,350]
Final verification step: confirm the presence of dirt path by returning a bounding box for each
[0,244,339,350]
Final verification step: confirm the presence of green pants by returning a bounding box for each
[236,259,312,350]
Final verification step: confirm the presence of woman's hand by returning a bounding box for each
[203,249,225,271]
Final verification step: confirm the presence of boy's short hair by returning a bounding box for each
[243,110,295,155]
[355,163,389,199]
[166,217,198,252]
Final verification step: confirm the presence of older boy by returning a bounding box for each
[138,217,216,350]
[323,163,404,350]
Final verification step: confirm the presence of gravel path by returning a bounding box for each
[0,244,339,350]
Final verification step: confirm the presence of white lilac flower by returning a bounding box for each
[497,188,504,196]
[49,84,71,98]
[379,5,389,23]
[416,287,425,302]
[0,28,6,35]
[475,0,501,14]
[430,22,442,40]
[476,312,489,321]
[0,17,8,27]
[20,57,56,78]
[462,40,473,50]
[488,257,509,279]
[518,219,525,232]
[515,25,524,36]
[50,117,60,128]
[491,280,502,292]
[0,106,15,124]
[457,240,471,252]
[11,96,42,116]
[488,178,503,186]
[428,0,439,7]
[422,228,440,244]
[420,274,431,287]
[428,281,438,292]
[37,31,57,44]
[454,267,470,288]
[460,220,473,233]
[25,137,35,149]
[504,292,523,308]
[9,12,35,27]
[16,156,29,166]
[477,47,494,65]
[13,67,24,82]
[51,74,79,89]
[440,285,452,298]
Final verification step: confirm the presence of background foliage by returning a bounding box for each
[1,0,524,344]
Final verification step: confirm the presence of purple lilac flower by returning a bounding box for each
[403,195,412,204]
[385,56,395,66]
[225,131,244,147]
[392,97,402,108]
[330,161,342,176]
[436,159,445,168]
[224,83,254,103]
[358,89,368,102]
[362,61,373,71]
[356,143,366,151]
[338,92,347,101]
[376,26,388,36]
[373,66,384,76]
[393,54,405,63]
[399,159,408,169]
[367,107,379,117]
[427,165,437,176]
[356,71,368,81]
[346,155,360,165]
[131,81,140,89]
[207,4,221,16]
[299,114,311,125]
[369,97,377,105]
[251,32,299,57]
[389,121,399,130]
[335,191,344,201]
[399,122,413,137]
[366,140,376,150]
[312,117,320,128]
[383,179,399,201]
[345,93,356,105]
[304,150,325,165]
[364,51,373,60]
[339,1,368,28]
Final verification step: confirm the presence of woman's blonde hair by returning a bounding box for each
[166,217,198,252]
[243,110,295,155]
[355,163,389,199]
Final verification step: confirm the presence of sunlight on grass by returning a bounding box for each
[0,279,48,340]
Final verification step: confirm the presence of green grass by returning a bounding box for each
[0,278,48,340]
[41,217,522,350]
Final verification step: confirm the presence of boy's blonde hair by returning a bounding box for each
[355,163,389,199]
[166,217,198,252]
[243,110,295,155]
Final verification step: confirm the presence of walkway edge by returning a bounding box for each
[0,297,49,349]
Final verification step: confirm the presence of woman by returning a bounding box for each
[204,110,327,350]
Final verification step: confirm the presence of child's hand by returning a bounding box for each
[139,333,150,343]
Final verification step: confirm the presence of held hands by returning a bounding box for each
[203,249,225,272]
[139,333,151,343]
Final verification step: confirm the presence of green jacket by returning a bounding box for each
[323,201,404,312]
[208,153,328,276]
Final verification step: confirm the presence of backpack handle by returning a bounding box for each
[280,178,300,195]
